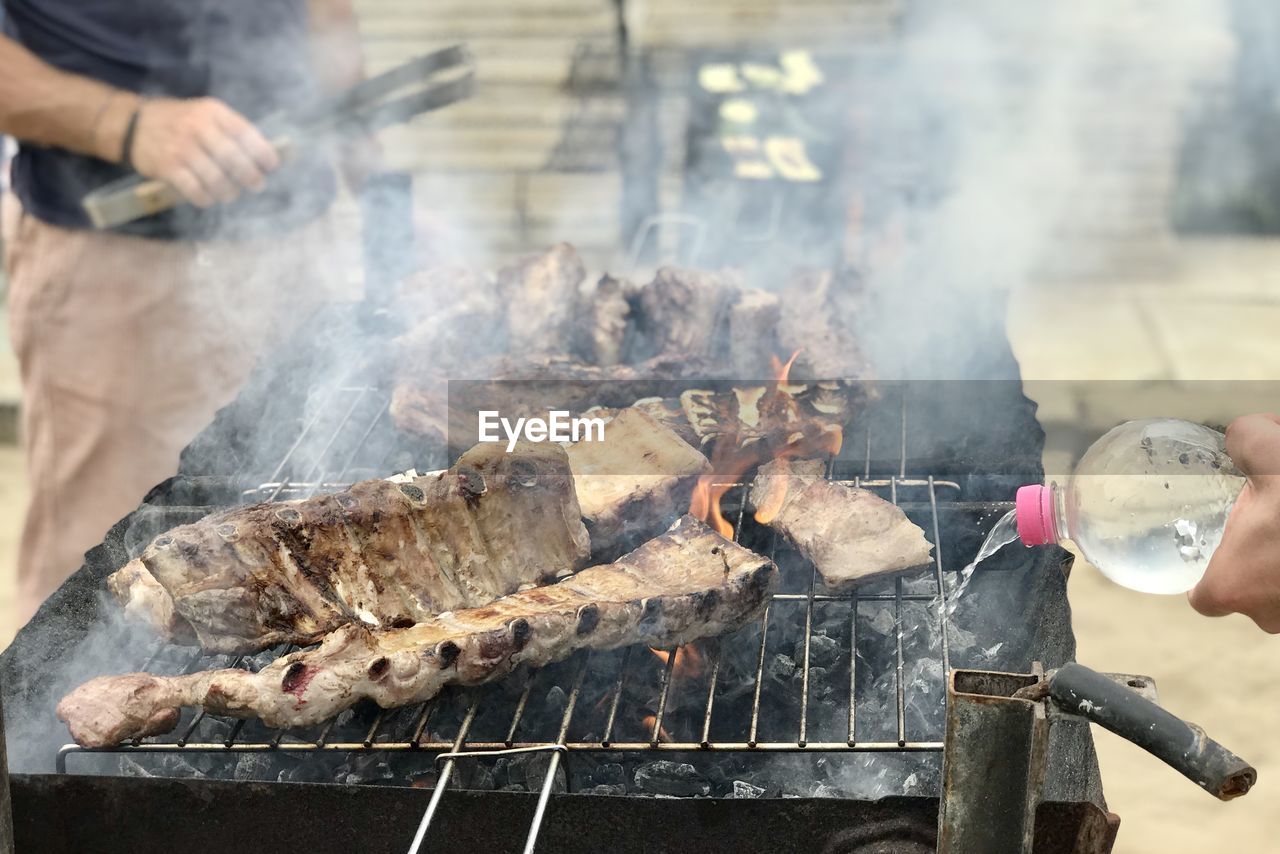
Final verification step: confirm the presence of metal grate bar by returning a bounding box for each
[847,591,858,745]
[362,709,389,747]
[798,563,817,747]
[890,476,907,747]
[523,654,591,854]
[262,387,341,488]
[746,605,771,748]
[409,702,436,747]
[599,647,632,747]
[407,695,479,854]
[698,640,722,748]
[649,647,678,746]
[58,740,947,767]
[505,677,536,746]
[928,477,952,675]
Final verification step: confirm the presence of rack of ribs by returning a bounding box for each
[109,442,591,654]
[58,516,777,748]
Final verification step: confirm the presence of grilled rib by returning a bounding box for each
[58,516,777,748]
[749,458,933,590]
[111,443,590,654]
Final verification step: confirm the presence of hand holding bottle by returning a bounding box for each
[1189,414,1280,633]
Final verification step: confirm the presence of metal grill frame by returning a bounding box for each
[55,383,1008,852]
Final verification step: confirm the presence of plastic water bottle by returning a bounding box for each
[1016,419,1246,595]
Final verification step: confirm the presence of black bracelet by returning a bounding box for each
[120,103,143,171]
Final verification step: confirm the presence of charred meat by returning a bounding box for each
[111,443,590,654]
[567,409,711,560]
[749,458,933,590]
[59,517,777,748]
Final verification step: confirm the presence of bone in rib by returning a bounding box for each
[58,516,777,748]
[749,458,933,590]
[111,442,591,654]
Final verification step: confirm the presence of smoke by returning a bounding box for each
[857,0,1232,379]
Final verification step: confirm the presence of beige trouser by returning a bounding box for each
[1,193,353,625]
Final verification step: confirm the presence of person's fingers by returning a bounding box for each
[184,151,239,205]
[1225,413,1280,479]
[198,128,266,192]
[213,105,280,172]
[1188,574,1235,617]
[168,167,215,209]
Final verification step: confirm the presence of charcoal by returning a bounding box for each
[410,769,440,790]
[337,754,397,785]
[493,757,514,787]
[633,760,710,797]
[767,653,796,682]
[233,752,276,782]
[807,634,842,669]
[543,685,568,719]
[280,756,343,784]
[807,666,834,701]
[865,608,897,637]
[731,780,766,799]
[591,762,625,786]
[808,782,841,798]
[587,783,628,796]
[457,762,496,791]
[510,751,566,793]
[117,755,155,778]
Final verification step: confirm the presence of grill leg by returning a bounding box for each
[937,667,1048,854]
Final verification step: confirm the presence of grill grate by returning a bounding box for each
[55,384,1006,850]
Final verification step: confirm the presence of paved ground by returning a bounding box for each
[0,236,1276,851]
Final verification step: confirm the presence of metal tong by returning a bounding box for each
[82,44,475,229]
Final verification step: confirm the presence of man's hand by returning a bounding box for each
[1188,413,1280,632]
[128,98,280,208]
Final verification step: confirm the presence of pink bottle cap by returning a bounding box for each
[1016,484,1060,546]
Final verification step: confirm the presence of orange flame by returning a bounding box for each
[752,424,843,524]
[640,714,671,743]
[689,444,765,538]
[770,348,802,383]
[649,645,706,679]
[688,347,846,537]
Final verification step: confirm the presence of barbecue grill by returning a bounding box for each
[0,288,1248,853]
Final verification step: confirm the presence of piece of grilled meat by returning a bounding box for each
[749,458,933,590]
[110,442,590,654]
[59,516,777,748]
[566,408,711,560]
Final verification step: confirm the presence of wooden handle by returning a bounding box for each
[82,136,295,229]
[132,180,182,216]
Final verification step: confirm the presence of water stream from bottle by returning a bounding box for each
[945,508,1020,615]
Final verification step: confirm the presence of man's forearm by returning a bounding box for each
[0,33,139,161]
[307,0,366,94]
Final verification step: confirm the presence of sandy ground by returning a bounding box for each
[1068,554,1277,853]
[0,238,1277,851]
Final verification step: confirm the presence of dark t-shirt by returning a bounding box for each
[3,0,336,239]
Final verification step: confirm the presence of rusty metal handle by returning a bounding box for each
[1045,663,1255,801]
